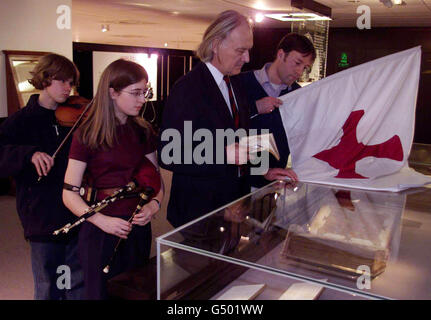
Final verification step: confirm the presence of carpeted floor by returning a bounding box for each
[0,195,33,299]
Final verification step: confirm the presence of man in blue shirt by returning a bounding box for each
[237,33,316,188]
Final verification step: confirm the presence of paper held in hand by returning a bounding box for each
[240,133,280,161]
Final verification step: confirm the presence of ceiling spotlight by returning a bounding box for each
[101,24,109,32]
[379,0,406,6]
[164,42,168,47]
[255,13,264,23]
[380,0,393,8]
[265,13,331,21]
[254,1,266,10]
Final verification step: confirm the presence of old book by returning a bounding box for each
[240,133,280,161]
[216,284,266,300]
[280,192,399,279]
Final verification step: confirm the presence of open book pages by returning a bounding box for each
[240,133,280,161]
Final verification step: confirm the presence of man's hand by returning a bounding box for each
[264,167,298,182]
[256,97,282,114]
[31,151,54,177]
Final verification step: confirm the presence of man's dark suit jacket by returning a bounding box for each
[158,62,250,228]
[236,70,301,188]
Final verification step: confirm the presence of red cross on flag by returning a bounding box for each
[279,46,431,191]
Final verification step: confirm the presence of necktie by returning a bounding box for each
[223,75,240,128]
[223,76,246,177]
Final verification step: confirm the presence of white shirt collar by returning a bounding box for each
[205,62,225,87]
[254,62,289,93]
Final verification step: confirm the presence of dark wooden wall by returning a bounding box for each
[327,27,431,144]
[72,31,286,130]
[245,27,292,72]
[73,27,431,142]
[73,42,195,130]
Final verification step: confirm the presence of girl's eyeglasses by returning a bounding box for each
[122,88,150,99]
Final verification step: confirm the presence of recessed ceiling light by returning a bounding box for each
[101,24,109,32]
[290,13,319,17]
[265,13,331,21]
[123,2,151,7]
[254,1,266,10]
[265,14,304,21]
[380,0,393,8]
[164,42,168,47]
[255,13,264,23]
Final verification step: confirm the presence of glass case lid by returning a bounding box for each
[158,180,431,300]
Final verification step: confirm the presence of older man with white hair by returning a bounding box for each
[158,10,254,227]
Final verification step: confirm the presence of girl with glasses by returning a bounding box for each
[63,59,163,299]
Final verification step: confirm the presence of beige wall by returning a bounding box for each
[0,0,72,117]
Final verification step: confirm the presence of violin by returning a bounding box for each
[37,95,93,182]
[55,95,91,127]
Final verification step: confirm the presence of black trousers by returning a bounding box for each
[78,219,151,300]
[168,174,250,228]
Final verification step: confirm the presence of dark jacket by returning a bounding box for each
[158,62,250,227]
[0,94,76,241]
[236,70,301,188]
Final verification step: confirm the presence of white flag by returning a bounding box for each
[279,46,431,191]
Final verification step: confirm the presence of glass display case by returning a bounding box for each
[408,143,431,175]
[156,179,431,300]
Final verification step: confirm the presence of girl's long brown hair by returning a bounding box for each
[78,59,153,150]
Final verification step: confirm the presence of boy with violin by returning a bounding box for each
[0,53,84,299]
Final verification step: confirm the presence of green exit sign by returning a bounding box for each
[338,52,349,67]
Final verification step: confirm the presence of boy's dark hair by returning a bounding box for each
[276,33,316,60]
[29,53,79,90]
